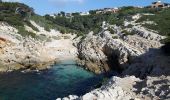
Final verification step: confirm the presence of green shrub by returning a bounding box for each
[93,28,102,34]
[126,24,133,28]
[45,13,119,34]
[136,8,170,36]
[17,26,37,38]
[108,27,114,34]
[0,2,37,38]
[115,19,124,26]
[122,30,135,36]
[25,20,39,32]
[112,36,118,39]
[31,15,55,32]
[1,15,24,26]
[161,36,170,44]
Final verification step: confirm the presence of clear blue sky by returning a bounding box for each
[4,0,170,15]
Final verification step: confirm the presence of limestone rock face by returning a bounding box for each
[138,76,170,100]
[77,31,133,73]
[0,37,56,71]
[57,76,141,100]
[57,75,170,100]
[0,22,78,72]
[132,25,165,41]
[123,48,170,78]
[80,76,141,100]
[77,32,109,73]
[77,27,162,74]
[58,16,170,100]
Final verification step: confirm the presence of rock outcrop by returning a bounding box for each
[77,25,163,74]
[1,14,170,100]
[58,46,170,100]
[0,22,78,72]
[132,25,165,41]
[77,32,110,74]
[57,76,141,100]
[57,75,170,100]
[0,36,56,72]
[61,17,170,100]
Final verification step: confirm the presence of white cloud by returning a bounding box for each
[2,0,20,2]
[49,0,84,3]
[48,0,84,6]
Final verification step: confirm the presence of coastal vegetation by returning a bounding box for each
[137,8,170,36]
[44,13,117,34]
[0,1,170,100]
[0,2,170,54]
[0,2,37,37]
[136,8,170,54]
[43,6,164,35]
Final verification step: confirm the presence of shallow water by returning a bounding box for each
[0,60,104,100]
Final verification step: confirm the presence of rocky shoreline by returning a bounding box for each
[0,14,170,100]
[0,21,78,72]
[57,18,170,100]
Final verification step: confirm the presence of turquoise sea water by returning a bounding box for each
[0,60,104,100]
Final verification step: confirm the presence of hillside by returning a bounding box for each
[44,6,170,53]
[0,2,79,72]
[1,2,170,43]
[0,2,170,100]
[58,9,170,100]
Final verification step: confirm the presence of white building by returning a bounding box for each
[80,12,90,16]
[96,8,119,14]
[50,14,56,18]
[152,1,170,8]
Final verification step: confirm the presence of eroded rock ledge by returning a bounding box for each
[57,76,170,100]
[76,27,163,74]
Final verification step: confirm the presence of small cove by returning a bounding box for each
[0,60,112,100]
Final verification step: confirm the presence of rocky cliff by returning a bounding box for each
[58,14,170,100]
[77,25,164,74]
[57,75,170,100]
[0,12,170,99]
[0,21,78,72]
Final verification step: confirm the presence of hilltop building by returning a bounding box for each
[66,13,73,18]
[96,8,119,14]
[80,12,89,16]
[49,14,56,18]
[151,1,170,8]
